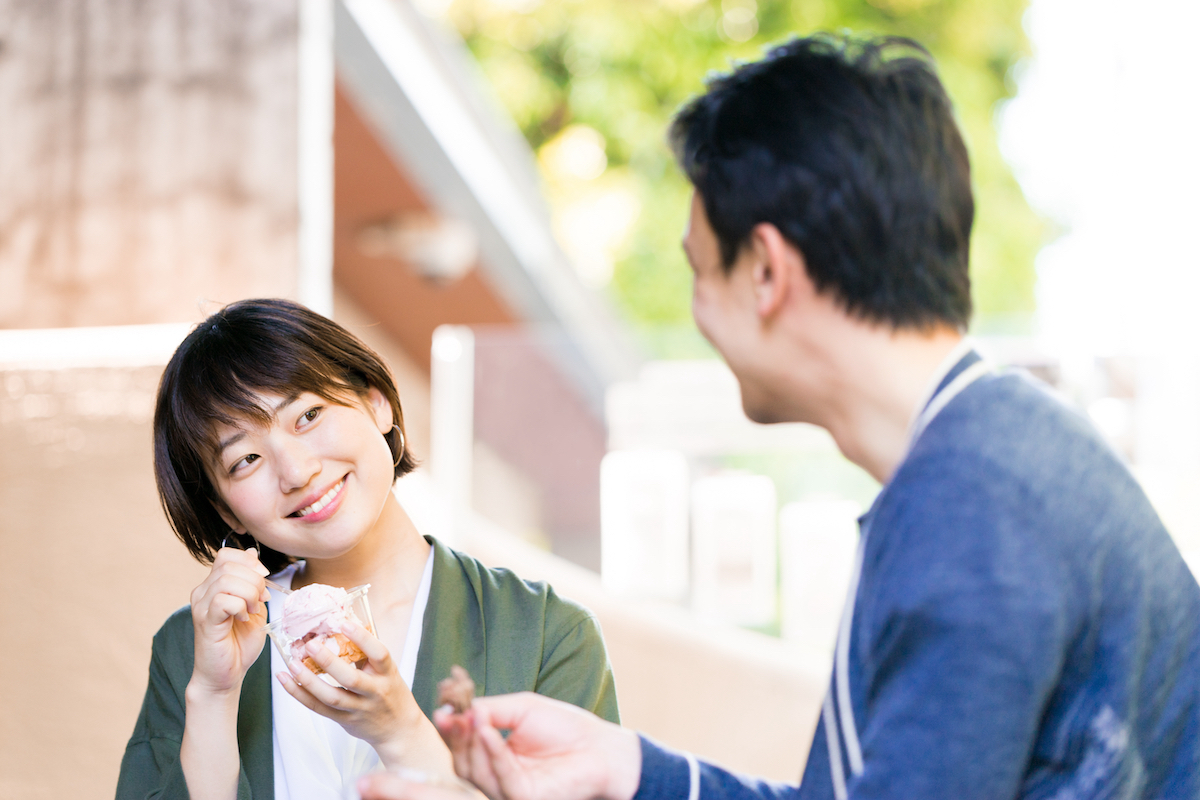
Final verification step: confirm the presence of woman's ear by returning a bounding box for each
[366,386,393,434]
[211,497,244,535]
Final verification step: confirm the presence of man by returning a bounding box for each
[363,33,1200,800]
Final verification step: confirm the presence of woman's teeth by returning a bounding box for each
[294,480,344,517]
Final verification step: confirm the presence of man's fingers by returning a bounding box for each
[476,723,522,799]
[469,692,557,732]
[358,773,412,800]
[434,707,473,746]
[358,773,427,800]
[357,773,475,800]
[432,708,505,800]
[434,710,481,786]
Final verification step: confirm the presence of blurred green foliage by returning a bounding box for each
[444,0,1043,348]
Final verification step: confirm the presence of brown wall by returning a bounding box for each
[0,0,301,329]
[0,364,211,798]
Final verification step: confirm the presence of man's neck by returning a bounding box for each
[817,326,966,485]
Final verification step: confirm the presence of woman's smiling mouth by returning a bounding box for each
[290,478,346,518]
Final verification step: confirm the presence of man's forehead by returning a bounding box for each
[682,192,722,264]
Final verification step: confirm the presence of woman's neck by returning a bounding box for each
[291,492,431,610]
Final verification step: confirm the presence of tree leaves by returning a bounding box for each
[445,0,1043,335]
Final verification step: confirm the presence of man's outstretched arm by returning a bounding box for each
[358,693,802,800]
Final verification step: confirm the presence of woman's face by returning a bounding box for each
[207,386,396,561]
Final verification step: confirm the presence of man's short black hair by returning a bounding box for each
[670,33,974,330]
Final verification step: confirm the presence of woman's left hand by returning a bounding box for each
[276,621,452,773]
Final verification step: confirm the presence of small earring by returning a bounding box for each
[221,531,258,551]
[390,423,406,468]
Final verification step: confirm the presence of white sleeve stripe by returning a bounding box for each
[685,753,700,800]
[822,693,848,800]
[835,534,867,778]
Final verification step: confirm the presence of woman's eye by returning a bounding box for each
[230,453,259,474]
[301,406,322,425]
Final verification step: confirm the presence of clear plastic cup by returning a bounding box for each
[264,584,376,679]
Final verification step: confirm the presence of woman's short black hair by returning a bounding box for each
[153,298,417,574]
[669,33,974,331]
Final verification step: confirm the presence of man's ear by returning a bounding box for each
[367,386,393,434]
[747,222,802,319]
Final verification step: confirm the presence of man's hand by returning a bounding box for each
[357,769,479,800]
[431,692,642,800]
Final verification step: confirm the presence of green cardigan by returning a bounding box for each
[117,537,620,799]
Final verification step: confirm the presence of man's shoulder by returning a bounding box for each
[872,368,1185,607]
[903,369,1134,501]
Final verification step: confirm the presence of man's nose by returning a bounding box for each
[275,436,320,492]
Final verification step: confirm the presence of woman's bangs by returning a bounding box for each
[183,356,360,458]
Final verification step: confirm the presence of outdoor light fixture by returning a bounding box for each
[356,213,479,284]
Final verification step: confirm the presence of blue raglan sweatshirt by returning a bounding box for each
[634,353,1200,800]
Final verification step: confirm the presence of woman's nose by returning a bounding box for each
[275,437,320,492]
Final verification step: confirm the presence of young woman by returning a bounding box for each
[117,299,619,800]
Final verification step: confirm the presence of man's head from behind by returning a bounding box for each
[670,33,974,332]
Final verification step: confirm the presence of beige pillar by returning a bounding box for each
[0,0,318,328]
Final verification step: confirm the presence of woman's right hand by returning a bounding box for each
[188,546,271,695]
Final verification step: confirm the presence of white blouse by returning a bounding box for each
[265,550,435,800]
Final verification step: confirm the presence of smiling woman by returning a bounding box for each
[116,299,620,800]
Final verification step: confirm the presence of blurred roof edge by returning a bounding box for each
[0,323,193,370]
[335,0,643,409]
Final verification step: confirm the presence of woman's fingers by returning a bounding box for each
[275,666,340,717]
[216,544,271,574]
[309,636,368,690]
[192,549,270,620]
[341,619,391,669]
[196,571,269,623]
[208,591,256,625]
[286,650,357,712]
[187,549,271,693]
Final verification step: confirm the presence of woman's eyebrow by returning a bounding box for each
[272,391,303,415]
[216,431,247,458]
[214,392,303,458]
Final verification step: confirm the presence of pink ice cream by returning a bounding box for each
[280,583,366,668]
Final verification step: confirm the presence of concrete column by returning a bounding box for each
[0,0,321,328]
